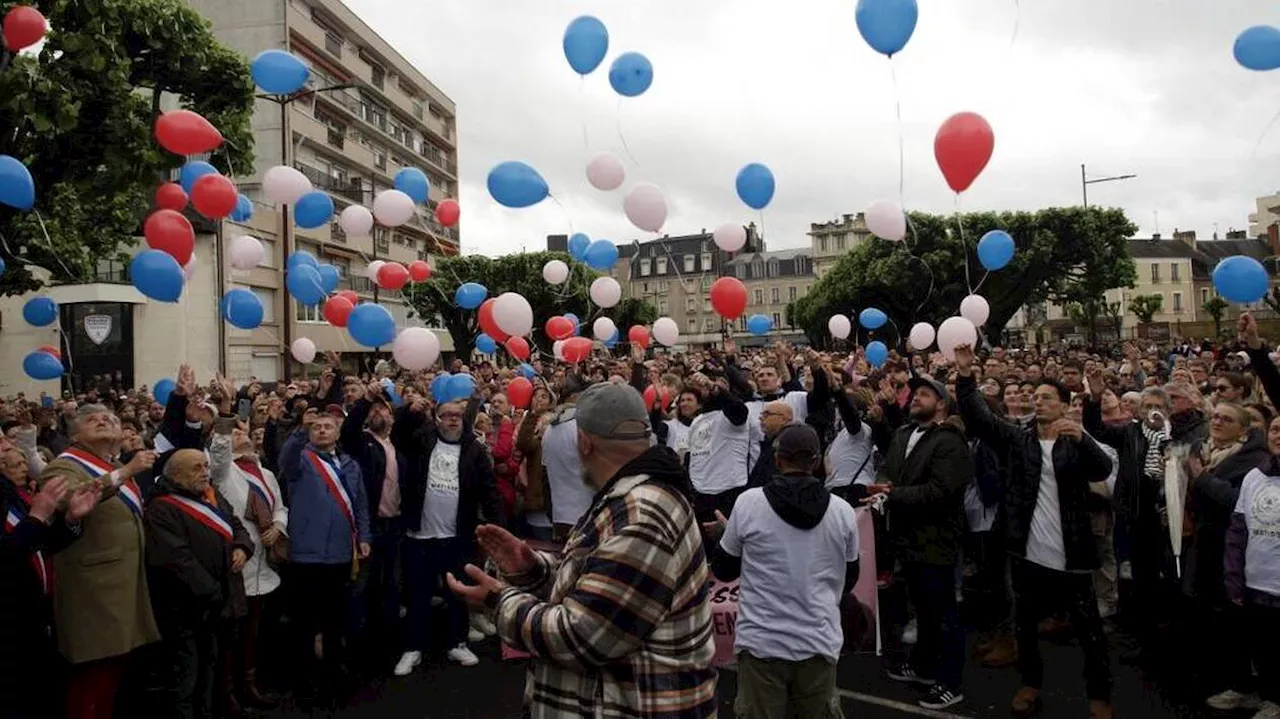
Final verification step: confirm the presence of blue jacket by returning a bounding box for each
[280,428,371,565]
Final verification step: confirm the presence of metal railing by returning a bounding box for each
[326,126,345,149]
[293,162,365,204]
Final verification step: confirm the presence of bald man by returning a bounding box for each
[142,448,252,717]
[747,401,793,490]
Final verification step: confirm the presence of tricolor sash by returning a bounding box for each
[58,448,140,518]
[305,450,355,536]
[156,494,234,543]
[5,505,49,594]
[234,459,275,509]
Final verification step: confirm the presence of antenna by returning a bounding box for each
[1153,211,1160,235]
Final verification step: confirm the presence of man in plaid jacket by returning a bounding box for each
[449,382,718,718]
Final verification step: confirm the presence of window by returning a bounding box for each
[250,354,279,382]
[754,289,763,305]
[789,286,797,301]
[734,264,746,279]
[836,236,846,251]
[329,257,351,288]
[752,259,764,278]
[1173,292,1183,313]
[374,148,387,170]
[1171,263,1180,282]
[773,312,781,328]
[771,287,779,304]
[701,275,713,291]
[641,282,649,294]
[639,259,651,277]
[251,288,276,323]
[658,280,668,293]
[795,256,808,275]
[373,227,390,253]
[252,237,276,268]
[1150,263,1160,283]
[819,237,828,253]
[296,300,322,323]
[687,317,697,333]
[370,63,385,90]
[703,319,715,333]
[704,297,712,312]
[1201,288,1209,304]
[767,259,779,277]
[738,317,747,332]
[701,252,712,270]
[658,299,668,314]
[324,31,343,57]
[683,255,695,273]
[686,298,697,312]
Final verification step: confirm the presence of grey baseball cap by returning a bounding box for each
[576,382,651,440]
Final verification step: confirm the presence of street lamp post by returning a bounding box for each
[1081,163,1136,208]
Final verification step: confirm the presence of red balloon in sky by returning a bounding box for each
[323,296,354,327]
[478,298,509,342]
[506,376,533,409]
[545,316,574,341]
[709,277,748,320]
[934,111,995,194]
[3,6,46,52]
[643,384,670,411]
[155,109,225,156]
[628,325,650,349]
[337,290,359,305]
[190,173,238,219]
[436,198,460,227]
[154,182,188,212]
[376,262,410,290]
[504,336,531,361]
[407,259,431,282]
[143,209,195,266]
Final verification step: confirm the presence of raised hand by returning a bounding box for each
[475,523,536,575]
[29,477,69,523]
[175,364,197,397]
[953,344,976,375]
[125,450,157,477]
[66,482,104,522]
[1238,312,1262,350]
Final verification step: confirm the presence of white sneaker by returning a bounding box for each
[447,643,479,667]
[430,595,445,608]
[393,650,422,677]
[1207,689,1261,711]
[902,618,918,645]
[468,627,485,643]
[1254,701,1280,719]
[1119,560,1133,581]
[473,614,497,636]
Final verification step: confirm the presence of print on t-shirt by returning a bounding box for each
[428,449,460,497]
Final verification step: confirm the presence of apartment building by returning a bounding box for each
[807,213,872,278]
[723,249,816,345]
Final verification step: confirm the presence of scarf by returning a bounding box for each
[234,457,274,534]
[1200,436,1246,473]
[1139,422,1169,481]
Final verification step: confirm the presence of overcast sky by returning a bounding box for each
[344,0,1280,256]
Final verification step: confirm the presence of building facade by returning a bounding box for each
[807,213,872,278]
[723,249,816,345]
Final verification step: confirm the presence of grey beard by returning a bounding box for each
[439,426,463,443]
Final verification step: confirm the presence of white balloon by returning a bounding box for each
[492,292,534,337]
[290,337,317,364]
[586,152,625,191]
[553,339,566,361]
[959,294,990,327]
[937,316,978,361]
[908,322,936,350]
[365,260,385,282]
[228,235,264,270]
[828,314,852,340]
[623,183,668,233]
[339,205,374,237]
[373,189,415,227]
[589,276,622,308]
[542,259,569,285]
[652,317,679,347]
[592,317,616,341]
[183,254,197,280]
[392,327,442,371]
[263,165,312,205]
[713,223,747,253]
[865,199,907,241]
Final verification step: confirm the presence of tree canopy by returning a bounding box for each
[0,0,256,295]
[790,206,1138,347]
[402,251,656,359]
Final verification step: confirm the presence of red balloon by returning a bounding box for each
[562,337,593,363]
[3,6,46,52]
[154,110,224,156]
[144,209,195,266]
[709,277,748,320]
[507,376,534,409]
[37,344,60,361]
[643,384,671,412]
[545,316,574,341]
[478,298,510,343]
[408,259,432,282]
[934,111,995,194]
[190,173,238,219]
[376,262,410,290]
[323,296,354,327]
[436,198,460,227]
[154,182,188,212]
[628,325,650,349]
[337,290,359,305]
[504,336,531,361]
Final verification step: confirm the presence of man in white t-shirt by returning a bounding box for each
[706,424,859,719]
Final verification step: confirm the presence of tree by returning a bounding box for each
[0,0,256,295]
[1202,296,1230,338]
[790,207,1138,348]
[1129,294,1164,324]
[402,252,656,359]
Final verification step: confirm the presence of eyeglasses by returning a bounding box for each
[1213,385,1233,393]
[438,413,463,421]
[1211,413,1241,424]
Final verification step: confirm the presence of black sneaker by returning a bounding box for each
[919,684,965,710]
[886,663,934,686]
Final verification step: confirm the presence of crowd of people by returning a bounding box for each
[3,313,1280,719]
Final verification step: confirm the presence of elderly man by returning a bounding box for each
[449,383,717,718]
[38,404,158,719]
[142,449,252,718]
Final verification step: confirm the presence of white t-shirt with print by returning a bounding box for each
[687,410,751,495]
[1236,469,1280,597]
[412,441,461,540]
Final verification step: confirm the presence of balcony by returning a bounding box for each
[330,221,347,245]
[326,126,345,149]
[418,143,457,178]
[293,161,366,204]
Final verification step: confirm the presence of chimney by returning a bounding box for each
[1152,232,1161,241]
[1227,229,1247,240]
[1173,229,1196,250]
[1269,223,1280,257]
[546,234,568,252]
[841,213,853,224]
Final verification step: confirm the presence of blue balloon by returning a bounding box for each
[563,16,609,75]
[316,264,340,294]
[230,194,253,222]
[568,233,591,261]
[380,378,403,408]
[130,249,185,302]
[348,303,396,348]
[583,239,619,270]
[430,372,453,402]
[22,296,57,327]
[1212,255,1270,303]
[977,230,1016,271]
[153,378,177,406]
[563,313,582,336]
[1235,26,1280,71]
[859,307,888,330]
[608,52,654,97]
[286,251,319,271]
[604,329,620,349]
[286,265,326,306]
[23,351,62,381]
[746,314,773,336]
[294,191,334,229]
[221,288,264,330]
[476,333,498,354]
[251,49,310,95]
[446,373,477,403]
[179,161,218,194]
[735,163,776,210]
[455,282,488,310]
[487,161,549,208]
[855,0,919,57]
[0,155,35,211]
[865,341,890,368]
[394,167,430,204]
[518,363,536,379]
[0,257,6,274]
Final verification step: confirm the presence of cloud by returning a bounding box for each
[346,0,1280,256]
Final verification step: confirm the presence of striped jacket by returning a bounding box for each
[494,447,718,718]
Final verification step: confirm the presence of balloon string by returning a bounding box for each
[616,98,641,167]
[547,194,576,237]
[33,211,78,282]
[55,316,75,375]
[580,76,590,154]
[972,269,991,294]
[954,195,973,295]
[1009,0,1021,52]
[890,60,905,204]
[1250,104,1280,160]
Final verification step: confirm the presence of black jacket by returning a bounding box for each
[1184,431,1270,602]
[877,413,971,566]
[1082,398,1159,532]
[957,375,1113,572]
[0,477,81,652]
[340,398,411,524]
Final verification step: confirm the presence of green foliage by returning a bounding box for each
[1202,296,1230,337]
[402,252,656,358]
[1128,294,1164,324]
[0,0,256,294]
[791,207,1138,348]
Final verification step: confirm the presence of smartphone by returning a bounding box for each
[237,398,252,420]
